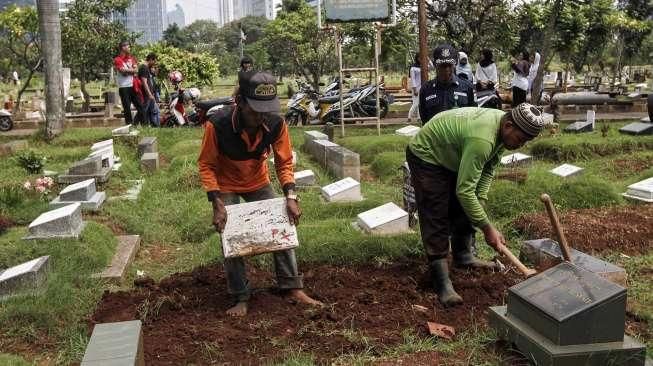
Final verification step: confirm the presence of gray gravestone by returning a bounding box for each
[94,235,141,284]
[24,203,87,240]
[357,202,409,235]
[58,156,111,184]
[623,177,653,202]
[326,146,360,181]
[619,122,653,135]
[520,238,627,287]
[81,320,145,366]
[137,137,158,157]
[140,152,159,172]
[564,121,593,133]
[307,139,339,167]
[490,261,645,366]
[294,170,316,186]
[0,256,50,301]
[50,179,106,212]
[112,125,131,135]
[500,153,532,166]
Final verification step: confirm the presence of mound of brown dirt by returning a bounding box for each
[91,261,522,365]
[0,215,14,234]
[514,205,653,256]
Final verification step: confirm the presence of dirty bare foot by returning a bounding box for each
[286,289,323,306]
[226,301,248,317]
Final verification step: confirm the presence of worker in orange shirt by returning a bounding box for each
[198,71,322,317]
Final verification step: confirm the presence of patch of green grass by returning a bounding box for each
[338,134,409,163]
[369,151,405,182]
[0,354,32,366]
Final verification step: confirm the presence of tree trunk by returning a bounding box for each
[80,70,90,112]
[532,0,563,105]
[37,0,65,140]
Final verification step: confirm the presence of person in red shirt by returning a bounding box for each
[113,41,144,125]
[198,71,322,317]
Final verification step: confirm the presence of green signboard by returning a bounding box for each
[325,0,389,22]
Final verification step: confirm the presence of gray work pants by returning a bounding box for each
[221,185,303,302]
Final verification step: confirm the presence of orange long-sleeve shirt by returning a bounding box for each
[198,106,295,199]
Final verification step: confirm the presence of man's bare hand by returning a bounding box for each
[482,224,505,251]
[212,199,228,233]
[286,198,301,226]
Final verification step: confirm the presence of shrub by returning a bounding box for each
[14,150,46,174]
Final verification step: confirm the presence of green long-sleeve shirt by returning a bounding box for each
[409,107,506,228]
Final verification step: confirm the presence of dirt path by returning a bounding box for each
[514,204,653,256]
[91,261,522,365]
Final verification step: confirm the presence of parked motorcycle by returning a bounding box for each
[476,88,502,109]
[160,87,201,127]
[188,97,233,126]
[321,83,392,123]
[0,108,13,132]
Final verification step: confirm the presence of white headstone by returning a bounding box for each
[586,110,596,129]
[501,153,532,166]
[294,170,315,186]
[623,177,653,202]
[357,202,409,235]
[395,125,420,137]
[112,125,131,136]
[91,139,113,152]
[62,68,71,98]
[221,198,299,258]
[24,203,86,240]
[550,163,583,178]
[321,177,362,202]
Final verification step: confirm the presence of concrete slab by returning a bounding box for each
[623,177,653,203]
[357,202,409,235]
[137,136,157,157]
[91,139,113,151]
[89,146,114,169]
[395,125,420,137]
[59,178,96,201]
[619,122,653,135]
[58,156,111,184]
[221,198,298,258]
[50,192,106,212]
[24,203,87,240]
[304,130,328,142]
[140,152,159,173]
[489,306,646,366]
[111,125,131,135]
[326,146,360,181]
[564,121,593,133]
[81,320,145,366]
[520,238,627,287]
[321,177,362,202]
[0,256,50,301]
[94,235,141,284]
[306,139,338,166]
[294,170,315,186]
[550,163,583,178]
[501,153,532,166]
[109,180,144,202]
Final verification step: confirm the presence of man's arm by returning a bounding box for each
[475,153,501,201]
[198,123,228,232]
[467,83,477,107]
[271,122,296,195]
[113,57,136,75]
[418,83,429,122]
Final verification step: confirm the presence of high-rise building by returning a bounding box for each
[167,3,185,27]
[248,0,281,19]
[0,0,34,9]
[115,0,167,44]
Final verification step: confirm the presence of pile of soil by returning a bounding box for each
[91,262,522,365]
[514,205,653,256]
[610,156,651,178]
[0,215,13,234]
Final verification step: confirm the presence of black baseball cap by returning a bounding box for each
[239,71,280,113]
[433,44,457,66]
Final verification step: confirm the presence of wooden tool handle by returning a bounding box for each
[540,193,573,262]
[497,245,537,277]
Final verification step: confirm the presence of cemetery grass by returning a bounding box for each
[0,123,651,363]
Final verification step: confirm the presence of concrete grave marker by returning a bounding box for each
[304,130,328,142]
[58,156,111,184]
[619,122,653,135]
[221,198,298,258]
[24,203,86,240]
[550,163,583,178]
[50,178,106,211]
[294,170,316,186]
[91,139,113,152]
[357,202,409,235]
[81,320,145,366]
[490,262,646,366]
[94,235,141,284]
[140,152,159,172]
[321,177,362,202]
[109,180,143,201]
[641,116,651,123]
[623,177,653,202]
[520,238,627,287]
[326,146,360,181]
[0,256,50,301]
[137,137,158,157]
[564,121,593,133]
[395,125,420,137]
[500,153,532,166]
[89,146,114,169]
[306,139,338,166]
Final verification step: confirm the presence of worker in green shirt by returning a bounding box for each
[407,103,545,306]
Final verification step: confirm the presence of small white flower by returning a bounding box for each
[23,181,32,190]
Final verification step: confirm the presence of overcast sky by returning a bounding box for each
[167,0,220,24]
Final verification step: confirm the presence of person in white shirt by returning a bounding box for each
[475,49,498,90]
[511,51,531,107]
[408,53,422,123]
[528,51,541,95]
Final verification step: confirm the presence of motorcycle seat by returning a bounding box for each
[197,97,233,110]
[318,95,342,104]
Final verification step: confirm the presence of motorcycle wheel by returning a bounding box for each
[285,111,299,126]
[0,116,13,132]
[380,100,389,119]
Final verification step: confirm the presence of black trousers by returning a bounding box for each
[512,87,527,107]
[648,93,653,122]
[406,147,475,260]
[118,87,143,124]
